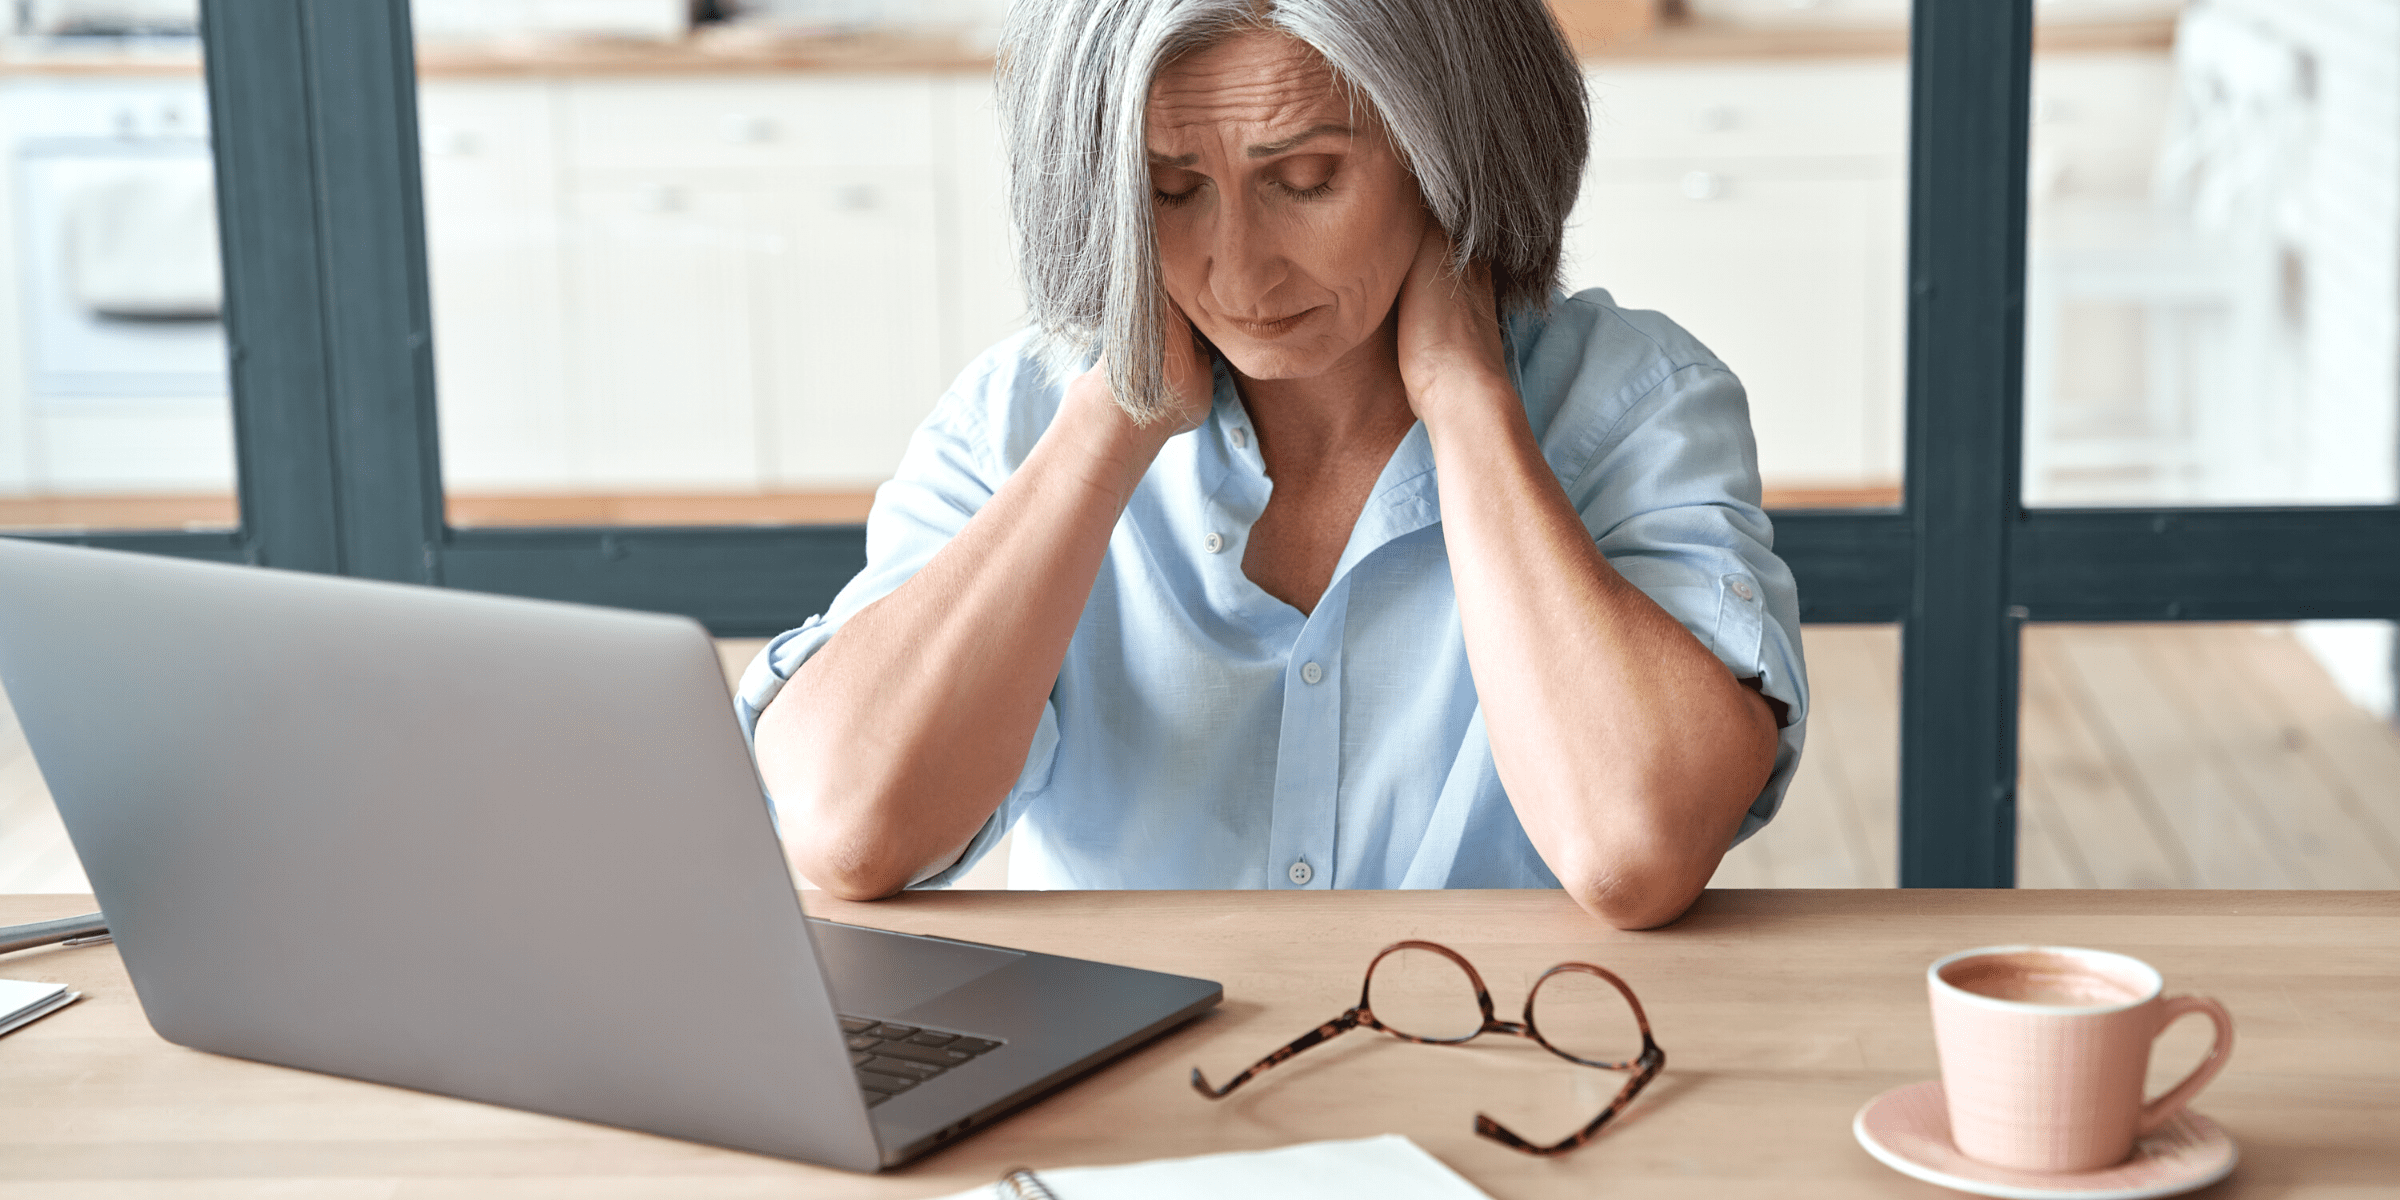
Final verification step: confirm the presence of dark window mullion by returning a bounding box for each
[2015,507,2400,621]
[197,0,442,582]
[1897,0,2034,887]
[200,0,343,571]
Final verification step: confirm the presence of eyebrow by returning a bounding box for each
[1144,122,1353,167]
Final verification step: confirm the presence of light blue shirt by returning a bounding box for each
[737,288,1808,891]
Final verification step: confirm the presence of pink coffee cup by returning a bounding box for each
[1928,945,2233,1173]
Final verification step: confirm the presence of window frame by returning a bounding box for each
[22,0,2400,887]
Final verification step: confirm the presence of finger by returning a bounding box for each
[1409,220,1452,285]
[1161,301,1203,379]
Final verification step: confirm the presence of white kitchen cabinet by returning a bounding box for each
[1586,59,1910,164]
[561,178,769,489]
[12,51,2206,511]
[758,171,946,487]
[561,75,938,174]
[413,73,971,497]
[417,79,574,493]
[1568,60,1910,493]
[1569,170,1906,488]
[937,73,1027,377]
[437,62,1913,500]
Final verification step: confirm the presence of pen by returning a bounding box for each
[0,913,108,957]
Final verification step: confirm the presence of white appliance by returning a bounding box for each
[9,79,226,402]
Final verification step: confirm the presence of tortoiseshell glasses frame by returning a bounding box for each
[1189,939,1665,1156]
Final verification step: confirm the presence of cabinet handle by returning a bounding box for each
[638,183,685,214]
[422,126,478,158]
[720,113,774,144]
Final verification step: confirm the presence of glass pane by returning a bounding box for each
[413,3,1014,528]
[415,3,1911,524]
[0,12,237,533]
[1561,3,1909,509]
[2024,0,2400,506]
[1709,625,1899,888]
[2018,622,2400,888]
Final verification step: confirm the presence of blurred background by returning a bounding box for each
[0,0,2392,893]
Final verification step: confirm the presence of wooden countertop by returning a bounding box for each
[1,888,2392,1197]
[0,14,2175,79]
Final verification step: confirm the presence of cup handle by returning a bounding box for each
[2137,994,2235,1136]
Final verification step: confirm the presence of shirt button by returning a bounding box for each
[1731,579,1755,601]
[1288,860,1313,885]
[1203,532,1225,554]
[1300,661,1323,685]
[1230,427,1249,448]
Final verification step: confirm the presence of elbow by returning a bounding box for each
[1551,801,1722,931]
[812,866,910,903]
[1565,867,1706,931]
[768,765,918,901]
[788,814,917,901]
[756,709,917,900]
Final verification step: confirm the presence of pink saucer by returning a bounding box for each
[1853,1081,2237,1200]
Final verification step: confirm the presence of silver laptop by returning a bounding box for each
[0,539,1220,1171]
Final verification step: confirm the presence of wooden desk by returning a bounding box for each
[1,889,2393,1198]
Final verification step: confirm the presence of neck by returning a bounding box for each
[1231,307,1417,468]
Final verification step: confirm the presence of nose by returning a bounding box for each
[1203,191,1289,318]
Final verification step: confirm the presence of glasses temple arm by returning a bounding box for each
[1189,1010,1363,1100]
[1473,1039,1665,1157]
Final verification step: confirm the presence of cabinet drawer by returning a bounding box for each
[1585,60,1909,163]
[1562,172,1907,485]
[562,75,937,172]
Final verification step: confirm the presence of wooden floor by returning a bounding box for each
[2,626,2394,894]
[1706,624,2400,890]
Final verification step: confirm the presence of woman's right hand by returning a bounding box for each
[1155,299,1217,433]
[1069,301,1216,449]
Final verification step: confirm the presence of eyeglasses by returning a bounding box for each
[1190,940,1664,1156]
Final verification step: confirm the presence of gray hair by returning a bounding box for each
[997,0,1590,423]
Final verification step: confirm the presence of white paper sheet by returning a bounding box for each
[923,1134,1494,1200]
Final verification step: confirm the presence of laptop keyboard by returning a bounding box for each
[839,1015,1003,1107]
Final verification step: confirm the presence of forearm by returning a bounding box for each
[754,382,1166,899]
[1425,383,1778,930]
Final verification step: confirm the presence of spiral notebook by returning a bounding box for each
[925,1135,1494,1200]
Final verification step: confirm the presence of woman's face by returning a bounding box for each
[1145,32,1427,383]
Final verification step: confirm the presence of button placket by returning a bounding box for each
[1265,588,1348,891]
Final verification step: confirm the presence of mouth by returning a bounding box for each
[1222,307,1318,338]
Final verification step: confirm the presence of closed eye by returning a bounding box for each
[1150,163,1205,207]
[1272,154,1340,201]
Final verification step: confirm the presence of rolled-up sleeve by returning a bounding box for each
[735,347,1064,887]
[1546,314,1810,847]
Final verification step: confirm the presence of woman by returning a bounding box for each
[740,0,1807,929]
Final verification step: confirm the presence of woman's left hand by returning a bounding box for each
[1394,221,1512,428]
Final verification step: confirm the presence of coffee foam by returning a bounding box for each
[1940,950,2149,1009]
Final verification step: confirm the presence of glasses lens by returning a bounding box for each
[1528,968,1647,1067]
[1363,946,1484,1041]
